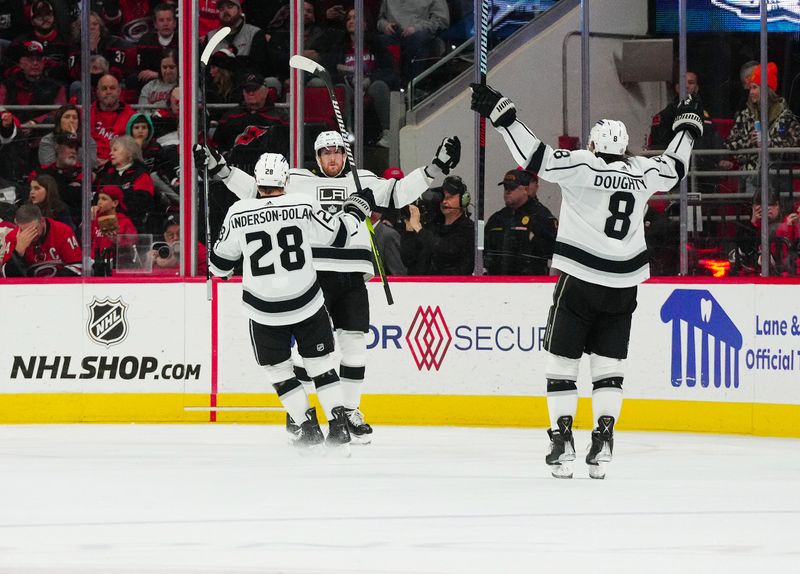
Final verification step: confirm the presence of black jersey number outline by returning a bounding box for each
[245,226,306,276]
[604,191,635,240]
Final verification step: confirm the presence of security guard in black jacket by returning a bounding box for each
[484,169,557,275]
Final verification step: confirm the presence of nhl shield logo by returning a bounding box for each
[87,297,129,347]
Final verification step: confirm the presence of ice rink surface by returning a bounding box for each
[1,424,798,574]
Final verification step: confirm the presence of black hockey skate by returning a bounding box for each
[345,408,373,445]
[292,407,325,453]
[586,415,615,479]
[286,413,301,442]
[545,415,576,479]
[325,406,352,457]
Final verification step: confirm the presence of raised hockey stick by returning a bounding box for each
[198,26,231,299]
[473,0,490,276]
[289,54,394,305]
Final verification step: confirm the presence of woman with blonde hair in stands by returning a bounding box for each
[24,173,74,231]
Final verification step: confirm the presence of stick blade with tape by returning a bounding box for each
[289,54,324,75]
[200,26,231,66]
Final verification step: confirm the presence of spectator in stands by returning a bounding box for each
[15,0,70,84]
[726,62,800,172]
[146,213,208,276]
[775,199,800,275]
[22,172,72,229]
[0,1,30,48]
[69,54,112,103]
[376,0,449,84]
[95,134,156,232]
[0,40,66,123]
[484,169,557,276]
[330,8,399,148]
[126,112,178,206]
[401,174,474,275]
[1,203,82,277]
[91,73,136,167]
[649,71,733,178]
[206,0,274,82]
[36,132,86,224]
[205,48,243,115]
[68,12,136,89]
[135,3,178,89]
[38,104,97,167]
[212,72,285,151]
[732,191,784,275]
[370,166,406,275]
[90,184,137,266]
[0,109,19,143]
[152,84,179,143]
[199,0,219,38]
[739,60,758,90]
[93,0,152,44]
[137,48,178,109]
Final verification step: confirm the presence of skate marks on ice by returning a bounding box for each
[0,425,798,573]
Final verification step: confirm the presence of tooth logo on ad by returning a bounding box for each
[87,297,129,348]
[660,290,742,389]
[711,1,800,24]
[406,306,452,371]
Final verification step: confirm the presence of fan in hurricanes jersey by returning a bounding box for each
[210,152,376,453]
[195,130,461,444]
[471,83,701,480]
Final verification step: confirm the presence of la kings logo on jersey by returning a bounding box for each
[318,186,347,215]
[87,297,130,348]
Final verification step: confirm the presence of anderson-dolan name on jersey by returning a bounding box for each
[229,205,313,228]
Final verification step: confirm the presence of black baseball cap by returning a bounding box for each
[499,169,537,188]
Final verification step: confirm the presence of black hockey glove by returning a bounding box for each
[193,144,231,179]
[470,83,516,128]
[343,188,376,222]
[672,94,704,139]
[431,136,461,175]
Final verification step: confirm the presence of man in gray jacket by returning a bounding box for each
[376,0,449,84]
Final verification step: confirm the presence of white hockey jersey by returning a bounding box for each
[223,165,436,276]
[496,120,695,287]
[210,193,362,326]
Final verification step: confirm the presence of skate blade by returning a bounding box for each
[588,463,606,479]
[349,433,372,445]
[549,463,573,479]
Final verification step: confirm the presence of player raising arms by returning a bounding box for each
[197,131,461,444]
[210,152,376,455]
[471,84,701,479]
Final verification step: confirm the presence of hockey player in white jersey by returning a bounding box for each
[196,131,461,443]
[471,83,702,479]
[210,152,376,454]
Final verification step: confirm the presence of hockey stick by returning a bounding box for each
[198,26,231,299]
[289,54,394,305]
[473,0,490,276]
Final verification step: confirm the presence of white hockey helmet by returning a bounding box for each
[588,119,629,156]
[254,152,289,188]
[314,130,347,176]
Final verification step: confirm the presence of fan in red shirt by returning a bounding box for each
[2,203,82,277]
[90,184,138,257]
[91,74,135,166]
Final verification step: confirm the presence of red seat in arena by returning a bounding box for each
[304,86,346,131]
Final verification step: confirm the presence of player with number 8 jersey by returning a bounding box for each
[471,84,700,479]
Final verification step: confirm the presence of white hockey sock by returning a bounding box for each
[273,380,311,424]
[592,387,623,427]
[338,330,366,410]
[312,370,344,420]
[546,379,578,430]
[340,375,363,410]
